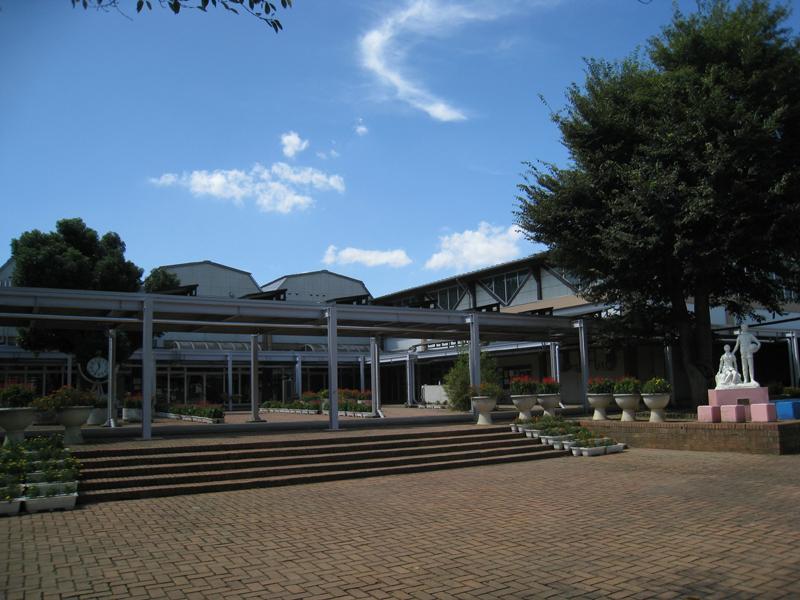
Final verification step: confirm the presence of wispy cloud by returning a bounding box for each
[425,222,523,270]
[355,118,369,136]
[281,131,309,158]
[324,245,412,268]
[150,162,344,214]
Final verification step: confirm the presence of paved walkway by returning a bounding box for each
[2,449,799,599]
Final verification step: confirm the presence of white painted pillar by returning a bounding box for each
[574,319,589,413]
[105,329,117,427]
[549,342,561,382]
[370,336,381,417]
[227,353,234,410]
[327,307,339,430]
[66,355,73,387]
[141,298,154,440]
[792,333,800,388]
[359,356,366,392]
[250,335,262,421]
[405,352,416,406]
[294,355,302,399]
[467,315,481,387]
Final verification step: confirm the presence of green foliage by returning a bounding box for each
[165,404,224,419]
[538,377,560,394]
[12,218,144,363]
[72,0,293,33]
[587,377,615,394]
[613,377,641,395]
[642,377,671,394]
[471,382,503,400]
[143,267,181,293]
[32,386,94,411]
[510,376,538,395]
[442,351,501,411]
[0,384,36,408]
[516,1,800,404]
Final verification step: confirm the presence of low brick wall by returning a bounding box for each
[578,419,800,455]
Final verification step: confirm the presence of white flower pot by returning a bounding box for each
[24,493,78,513]
[582,446,606,457]
[0,407,37,446]
[537,394,560,418]
[510,394,536,420]
[571,447,582,457]
[56,406,92,445]
[642,393,670,422]
[86,407,108,426]
[122,407,142,423]
[614,394,641,422]
[0,499,22,515]
[605,443,625,454]
[471,396,496,425]
[587,393,613,420]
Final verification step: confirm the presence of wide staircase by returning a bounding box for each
[74,426,567,504]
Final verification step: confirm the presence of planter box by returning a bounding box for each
[24,493,78,513]
[154,411,223,424]
[581,446,606,457]
[0,499,22,516]
[605,443,625,454]
[571,446,582,457]
[25,481,77,496]
[122,407,142,422]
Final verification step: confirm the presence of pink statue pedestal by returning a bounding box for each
[721,405,747,423]
[707,387,769,421]
[697,405,721,423]
[750,403,777,422]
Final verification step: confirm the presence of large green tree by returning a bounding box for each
[11,218,144,364]
[516,0,800,405]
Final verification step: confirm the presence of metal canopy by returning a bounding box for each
[0,287,578,341]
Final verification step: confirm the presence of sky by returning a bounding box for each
[2,0,798,297]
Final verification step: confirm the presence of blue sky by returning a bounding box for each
[2,0,797,297]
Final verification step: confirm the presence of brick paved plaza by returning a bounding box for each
[2,447,799,599]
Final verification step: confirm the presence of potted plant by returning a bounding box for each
[509,376,538,420]
[613,377,641,422]
[122,394,143,423]
[32,386,93,445]
[24,481,78,513]
[0,481,24,515]
[641,377,671,422]
[537,377,560,417]
[470,382,502,425]
[0,384,38,447]
[586,377,615,421]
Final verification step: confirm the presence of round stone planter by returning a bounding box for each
[587,393,613,420]
[471,396,497,425]
[537,394,560,418]
[510,394,536,420]
[57,406,92,445]
[85,407,108,426]
[642,393,670,422]
[614,394,641,422]
[0,407,38,446]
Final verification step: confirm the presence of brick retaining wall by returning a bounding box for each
[579,419,800,455]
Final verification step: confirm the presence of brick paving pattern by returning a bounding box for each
[2,448,800,599]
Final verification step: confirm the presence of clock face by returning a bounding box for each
[87,357,109,379]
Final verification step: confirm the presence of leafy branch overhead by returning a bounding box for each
[71,0,293,33]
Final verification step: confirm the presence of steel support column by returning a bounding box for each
[359,356,366,392]
[549,342,561,382]
[786,333,799,388]
[141,298,154,440]
[467,315,481,387]
[226,353,234,410]
[327,307,339,430]
[405,352,416,406]
[105,329,117,427]
[66,355,73,387]
[792,333,800,388]
[294,354,302,399]
[250,334,262,422]
[574,319,589,413]
[370,336,381,417]
[664,345,675,391]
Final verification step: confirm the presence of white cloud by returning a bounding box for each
[150,161,344,214]
[317,148,340,160]
[324,245,412,268]
[425,222,523,270]
[280,131,309,158]
[355,118,369,136]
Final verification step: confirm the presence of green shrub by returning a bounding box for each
[510,376,538,395]
[33,386,94,411]
[587,377,614,394]
[538,377,560,394]
[443,351,501,411]
[471,382,503,400]
[0,384,36,408]
[642,377,671,394]
[613,377,641,394]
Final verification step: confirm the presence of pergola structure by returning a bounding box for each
[0,287,590,439]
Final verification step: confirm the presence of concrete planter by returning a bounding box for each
[25,493,78,513]
[471,396,497,425]
[57,406,92,445]
[642,393,670,422]
[0,499,22,515]
[537,394,560,418]
[587,393,613,421]
[86,407,108,426]
[510,394,536,420]
[614,394,641,422]
[122,407,142,422]
[581,446,606,457]
[0,407,37,446]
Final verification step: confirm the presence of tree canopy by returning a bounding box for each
[11,218,144,364]
[72,0,292,33]
[143,267,181,293]
[516,0,800,404]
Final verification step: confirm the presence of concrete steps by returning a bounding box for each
[74,426,567,503]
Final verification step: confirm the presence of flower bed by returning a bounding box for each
[155,404,225,424]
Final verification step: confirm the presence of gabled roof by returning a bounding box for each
[375,252,551,302]
[260,269,368,292]
[158,260,260,290]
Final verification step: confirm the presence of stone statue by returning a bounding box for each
[732,324,761,386]
[714,344,742,389]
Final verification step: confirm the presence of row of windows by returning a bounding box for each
[480,269,528,304]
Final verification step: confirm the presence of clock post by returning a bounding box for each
[105,329,117,428]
